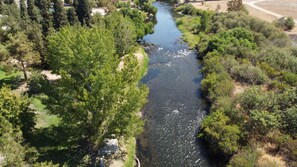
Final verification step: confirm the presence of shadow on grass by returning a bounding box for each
[0,75,23,89]
[28,126,88,166]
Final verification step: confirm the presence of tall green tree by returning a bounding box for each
[74,0,92,26]
[8,32,40,81]
[46,26,147,150]
[53,0,68,29]
[104,12,136,57]
[27,0,41,22]
[35,0,52,36]
[0,86,35,166]
[20,0,28,19]
[66,8,79,26]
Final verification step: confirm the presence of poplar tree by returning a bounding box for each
[27,0,41,22]
[35,0,52,36]
[67,8,79,26]
[20,0,28,19]
[75,0,92,26]
[53,0,68,29]
[46,26,147,150]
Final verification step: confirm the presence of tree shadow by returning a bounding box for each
[28,126,87,166]
[0,75,23,89]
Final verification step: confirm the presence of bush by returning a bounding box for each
[275,17,295,31]
[246,110,279,136]
[199,111,241,156]
[228,145,261,167]
[283,72,297,86]
[281,107,297,138]
[201,72,232,100]
[230,63,269,84]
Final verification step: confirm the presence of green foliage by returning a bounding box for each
[74,0,92,26]
[281,107,297,138]
[20,0,28,19]
[230,63,269,84]
[178,2,297,163]
[200,111,241,155]
[66,8,79,26]
[46,26,148,148]
[205,28,256,58]
[53,0,68,29]
[275,17,295,31]
[201,72,233,101]
[35,0,53,36]
[27,0,41,23]
[0,86,36,137]
[7,31,40,80]
[28,72,50,95]
[104,12,137,57]
[246,110,279,136]
[282,72,297,86]
[120,8,153,38]
[0,117,27,166]
[228,145,261,167]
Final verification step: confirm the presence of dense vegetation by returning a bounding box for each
[0,0,156,166]
[176,4,297,166]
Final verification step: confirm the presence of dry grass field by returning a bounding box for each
[190,0,297,36]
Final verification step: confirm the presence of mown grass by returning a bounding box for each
[0,67,23,89]
[31,97,60,128]
[124,137,136,167]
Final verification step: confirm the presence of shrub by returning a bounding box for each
[281,107,297,138]
[230,64,269,84]
[275,17,295,31]
[228,145,261,167]
[245,110,279,136]
[283,72,297,86]
[199,111,241,156]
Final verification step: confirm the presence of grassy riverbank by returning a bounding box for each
[175,4,297,166]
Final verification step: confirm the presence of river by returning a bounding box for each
[137,2,211,167]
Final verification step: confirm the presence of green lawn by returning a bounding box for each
[31,97,60,128]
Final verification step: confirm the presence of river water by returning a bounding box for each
[137,2,211,167]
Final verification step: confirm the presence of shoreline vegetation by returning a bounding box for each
[0,0,155,166]
[175,3,296,167]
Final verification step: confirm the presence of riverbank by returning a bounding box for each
[108,46,149,167]
[175,4,297,166]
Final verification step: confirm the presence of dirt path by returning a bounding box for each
[243,0,297,23]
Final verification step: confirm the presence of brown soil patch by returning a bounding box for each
[232,81,247,96]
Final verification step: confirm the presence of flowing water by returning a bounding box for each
[137,2,211,167]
